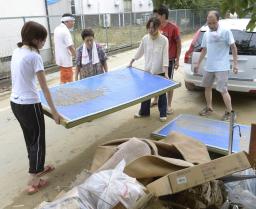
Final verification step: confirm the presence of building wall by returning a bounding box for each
[0,0,51,74]
[75,0,153,15]
[0,0,46,17]
[132,0,153,13]
[75,0,124,15]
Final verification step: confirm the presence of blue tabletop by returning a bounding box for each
[39,67,179,128]
[152,114,251,153]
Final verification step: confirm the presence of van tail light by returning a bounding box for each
[249,90,256,93]
[184,51,192,64]
[184,29,203,64]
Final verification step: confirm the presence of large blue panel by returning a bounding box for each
[152,114,251,153]
[39,67,179,126]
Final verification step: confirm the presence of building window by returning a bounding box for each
[71,0,75,14]
[124,0,132,12]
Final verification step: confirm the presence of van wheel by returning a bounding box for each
[185,82,197,91]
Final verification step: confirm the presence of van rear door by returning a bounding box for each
[229,30,256,81]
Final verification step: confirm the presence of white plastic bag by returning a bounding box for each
[80,159,145,209]
[37,160,145,209]
[224,169,256,209]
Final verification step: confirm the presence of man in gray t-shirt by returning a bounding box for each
[194,11,238,121]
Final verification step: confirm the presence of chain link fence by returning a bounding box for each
[0,9,208,80]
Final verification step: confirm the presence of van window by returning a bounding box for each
[232,30,256,55]
[193,30,256,55]
[193,31,205,52]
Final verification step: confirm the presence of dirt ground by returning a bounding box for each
[1,34,256,209]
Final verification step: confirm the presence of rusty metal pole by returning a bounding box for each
[228,111,236,155]
[249,123,256,168]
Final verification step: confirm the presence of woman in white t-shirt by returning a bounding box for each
[10,21,61,194]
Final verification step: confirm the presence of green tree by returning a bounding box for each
[221,0,256,31]
[153,0,222,10]
[153,0,255,31]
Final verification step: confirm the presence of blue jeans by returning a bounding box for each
[139,93,167,117]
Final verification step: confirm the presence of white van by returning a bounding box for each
[183,18,256,93]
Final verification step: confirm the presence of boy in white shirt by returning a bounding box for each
[129,17,169,121]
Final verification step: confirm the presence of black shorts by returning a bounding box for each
[168,60,175,79]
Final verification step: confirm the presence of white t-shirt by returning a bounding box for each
[201,25,235,72]
[134,33,169,75]
[54,23,74,67]
[10,48,44,104]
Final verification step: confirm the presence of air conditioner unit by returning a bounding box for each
[114,0,120,7]
[87,0,92,7]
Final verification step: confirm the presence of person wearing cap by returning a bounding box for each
[54,13,76,83]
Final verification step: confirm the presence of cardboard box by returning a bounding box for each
[147,151,252,196]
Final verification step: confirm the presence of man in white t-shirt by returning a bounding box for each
[54,13,76,83]
[194,11,238,121]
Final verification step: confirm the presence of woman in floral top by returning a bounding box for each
[75,28,108,80]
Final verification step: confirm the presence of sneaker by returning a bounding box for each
[134,113,142,118]
[167,108,174,115]
[199,107,213,116]
[160,117,167,122]
[222,111,237,121]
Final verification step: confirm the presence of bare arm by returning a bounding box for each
[175,38,182,70]
[129,58,136,67]
[194,47,207,73]
[230,43,238,74]
[68,45,76,57]
[37,71,61,124]
[163,38,169,78]
[75,66,80,81]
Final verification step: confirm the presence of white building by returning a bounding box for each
[0,0,46,17]
[74,0,153,14]
[74,0,153,28]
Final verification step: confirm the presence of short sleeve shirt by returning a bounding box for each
[10,48,44,104]
[54,23,74,67]
[201,25,235,72]
[160,22,180,60]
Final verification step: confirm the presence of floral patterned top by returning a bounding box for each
[76,43,107,79]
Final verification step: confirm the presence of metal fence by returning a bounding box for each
[0,9,208,80]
